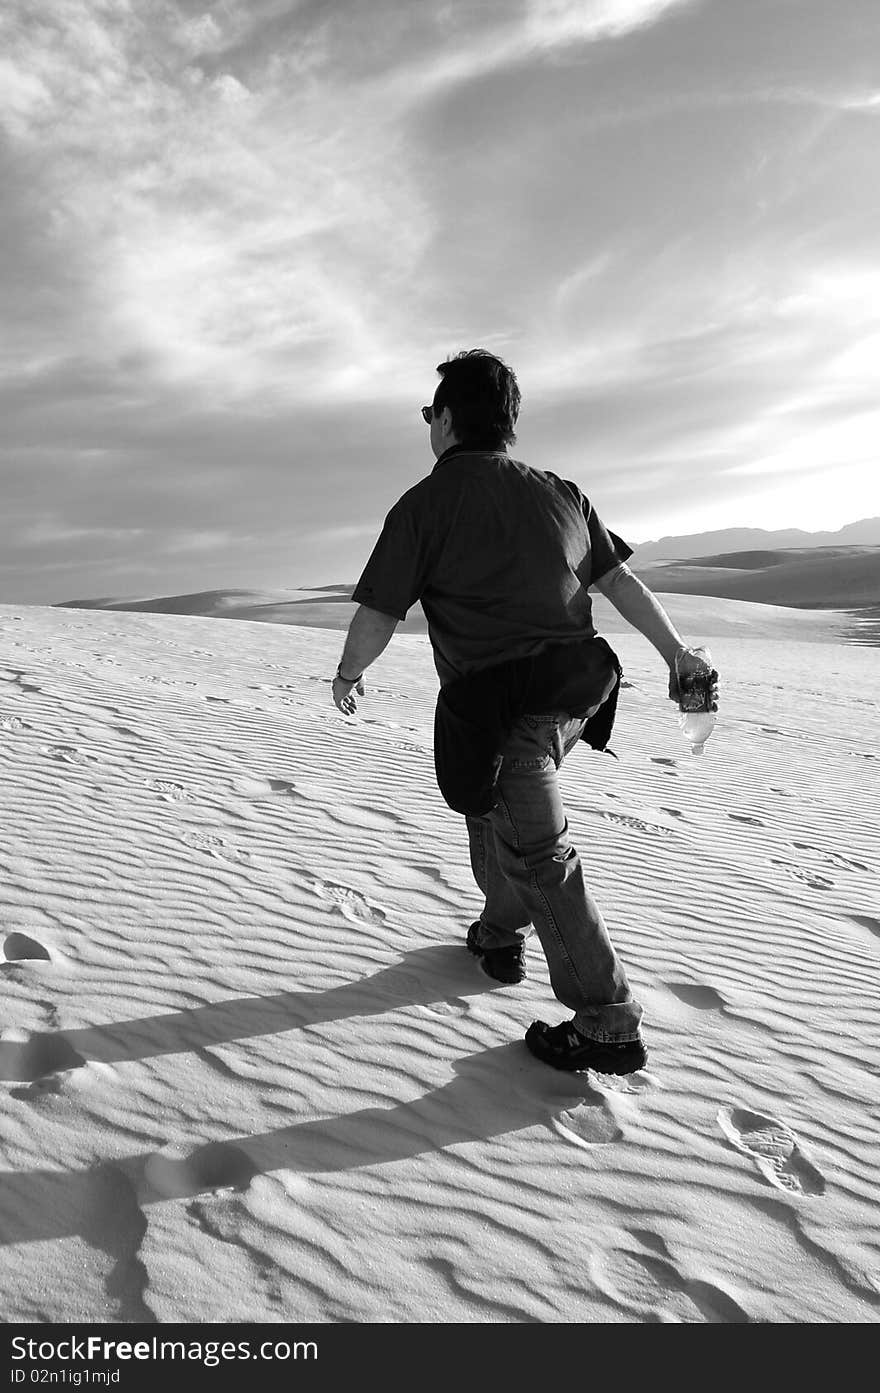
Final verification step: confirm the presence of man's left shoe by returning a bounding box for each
[525,1019,647,1074]
[466,921,526,984]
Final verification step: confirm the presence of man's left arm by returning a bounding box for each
[593,563,717,704]
[332,604,400,714]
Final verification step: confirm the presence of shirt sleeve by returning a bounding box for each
[583,498,634,584]
[350,495,430,620]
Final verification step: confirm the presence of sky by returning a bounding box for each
[2,0,880,604]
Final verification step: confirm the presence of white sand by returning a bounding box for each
[0,597,878,1324]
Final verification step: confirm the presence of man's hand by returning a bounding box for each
[668,647,719,708]
[330,606,399,717]
[332,673,366,715]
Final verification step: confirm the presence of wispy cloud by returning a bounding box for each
[0,1,435,405]
[524,0,695,47]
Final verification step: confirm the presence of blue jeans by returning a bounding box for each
[466,712,643,1043]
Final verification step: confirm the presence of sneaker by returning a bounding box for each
[466,920,526,984]
[525,1018,647,1074]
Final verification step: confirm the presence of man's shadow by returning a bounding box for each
[2,945,513,1081]
[0,1043,604,1248]
[0,947,607,1248]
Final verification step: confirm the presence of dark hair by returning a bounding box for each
[433,349,520,448]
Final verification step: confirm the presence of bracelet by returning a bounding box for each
[335,662,363,685]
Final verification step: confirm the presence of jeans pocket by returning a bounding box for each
[505,715,559,770]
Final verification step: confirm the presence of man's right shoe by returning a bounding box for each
[466,921,526,985]
[525,1018,648,1074]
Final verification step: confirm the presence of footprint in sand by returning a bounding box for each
[145,778,195,803]
[595,811,677,838]
[307,877,387,926]
[589,1237,750,1321]
[552,1088,623,1147]
[791,843,870,874]
[42,744,100,766]
[3,933,52,963]
[770,859,834,891]
[665,981,726,1011]
[717,1106,826,1196]
[181,830,252,864]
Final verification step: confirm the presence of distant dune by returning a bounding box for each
[56,587,424,634]
[56,587,372,631]
[632,545,880,609]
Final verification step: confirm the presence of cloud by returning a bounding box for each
[162,530,242,555]
[20,522,150,547]
[524,0,695,48]
[0,1,436,406]
[0,0,704,417]
[358,0,697,112]
[307,524,385,546]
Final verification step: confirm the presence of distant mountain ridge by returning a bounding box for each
[630,517,880,564]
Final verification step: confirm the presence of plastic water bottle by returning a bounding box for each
[676,646,717,756]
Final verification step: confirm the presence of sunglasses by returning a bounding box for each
[421,405,433,424]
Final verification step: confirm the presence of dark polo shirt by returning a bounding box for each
[351,444,632,687]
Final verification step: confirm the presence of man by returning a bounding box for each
[331,350,717,1075]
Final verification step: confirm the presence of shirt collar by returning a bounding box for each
[432,443,509,472]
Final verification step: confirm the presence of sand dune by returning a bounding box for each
[57,588,426,635]
[1,599,878,1323]
[634,546,880,611]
